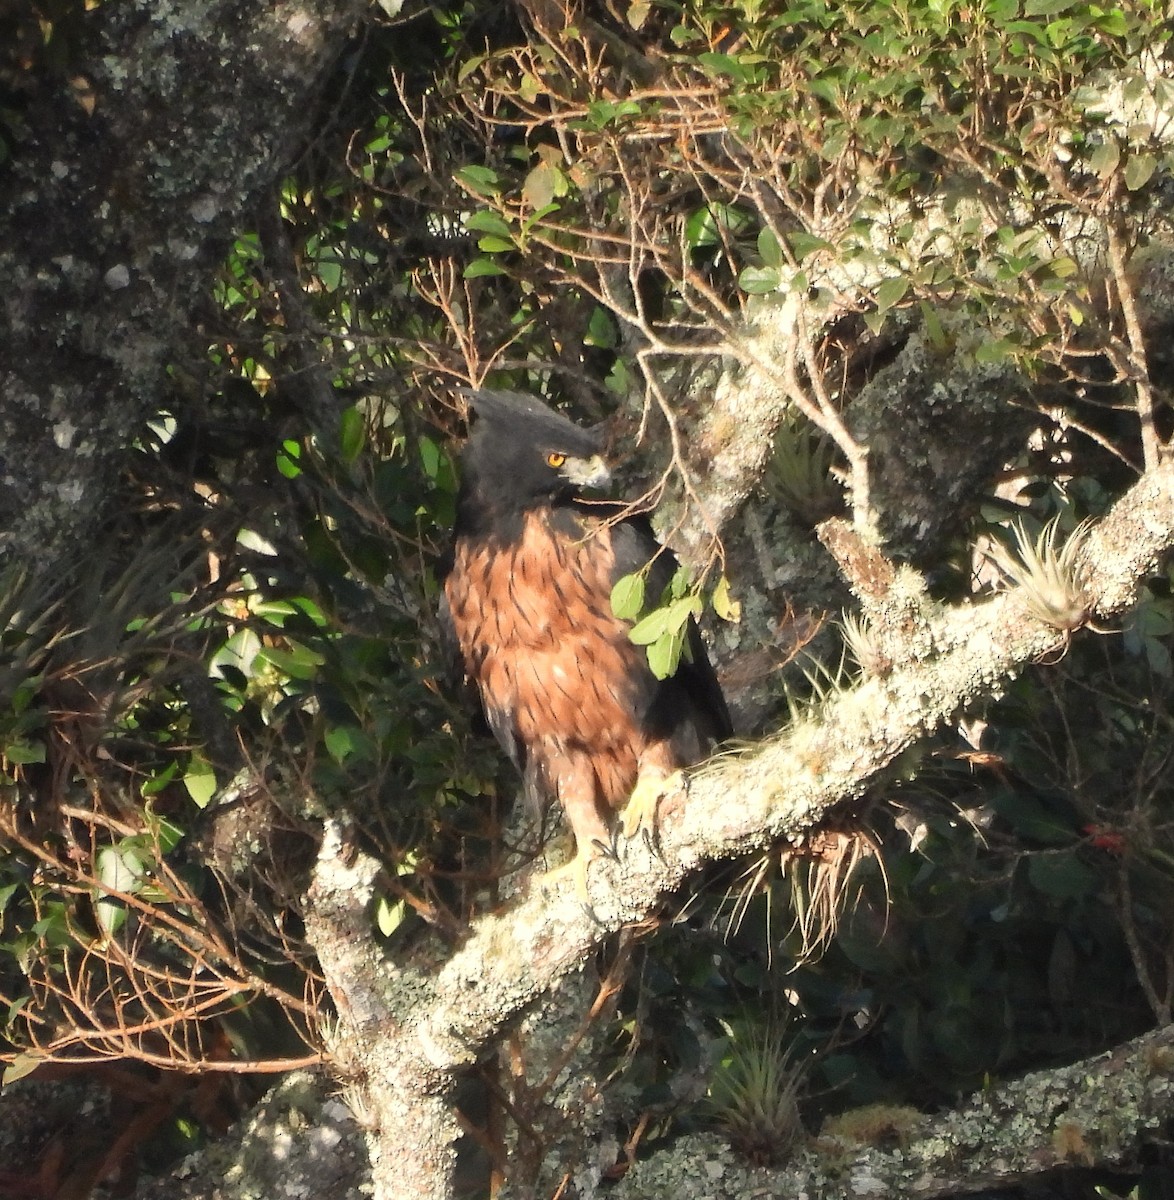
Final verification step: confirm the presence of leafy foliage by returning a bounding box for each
[4,0,1174,1192]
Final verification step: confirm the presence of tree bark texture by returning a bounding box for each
[0,0,365,562]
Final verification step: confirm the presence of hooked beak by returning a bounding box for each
[562,453,611,490]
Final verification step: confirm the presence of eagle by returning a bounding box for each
[439,388,732,897]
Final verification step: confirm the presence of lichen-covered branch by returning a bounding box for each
[327,464,1174,1199]
[304,822,459,1200]
[614,1024,1174,1198]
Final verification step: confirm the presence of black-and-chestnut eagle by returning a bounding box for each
[439,388,731,896]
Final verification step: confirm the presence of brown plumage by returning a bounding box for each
[439,389,731,891]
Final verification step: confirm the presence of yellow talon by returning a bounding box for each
[540,845,598,908]
[620,768,684,841]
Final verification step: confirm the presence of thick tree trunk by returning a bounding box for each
[0,0,364,563]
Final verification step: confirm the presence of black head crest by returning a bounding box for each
[457,387,603,458]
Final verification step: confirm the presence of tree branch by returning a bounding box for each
[614,1023,1174,1197]
[330,463,1174,1197]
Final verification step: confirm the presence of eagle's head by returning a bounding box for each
[457,389,611,514]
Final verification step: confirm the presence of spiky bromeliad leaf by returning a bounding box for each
[988,516,1095,631]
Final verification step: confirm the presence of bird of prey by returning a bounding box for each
[438,387,732,897]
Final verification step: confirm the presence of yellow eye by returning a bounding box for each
[546,452,567,468]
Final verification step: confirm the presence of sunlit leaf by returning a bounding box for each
[522,162,567,209]
[3,1053,44,1087]
[464,258,507,278]
[787,231,830,261]
[611,572,645,621]
[256,642,326,680]
[757,227,783,268]
[376,895,407,937]
[477,235,515,253]
[713,575,741,623]
[184,753,217,809]
[1124,153,1156,191]
[628,605,673,646]
[141,760,180,797]
[1088,138,1120,179]
[646,625,687,680]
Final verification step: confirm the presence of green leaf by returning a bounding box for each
[992,791,1073,844]
[685,204,748,249]
[276,439,302,479]
[919,301,949,350]
[974,338,1015,363]
[464,258,507,278]
[143,805,184,854]
[315,258,342,291]
[697,52,757,83]
[863,310,887,336]
[739,265,781,294]
[3,1053,44,1087]
[325,724,365,765]
[580,99,642,129]
[875,276,909,312]
[1124,153,1156,192]
[668,567,692,601]
[141,760,180,797]
[1093,10,1128,35]
[522,162,567,209]
[1023,0,1077,14]
[454,165,501,196]
[477,235,515,253]
[420,435,442,480]
[1088,139,1120,179]
[787,231,830,261]
[338,407,366,462]
[464,210,512,237]
[630,594,701,646]
[95,845,143,935]
[584,306,616,349]
[1028,852,1099,900]
[757,227,783,268]
[376,895,407,937]
[646,625,687,680]
[611,572,646,621]
[184,753,217,809]
[628,605,673,646]
[256,642,326,680]
[713,575,741,623]
[4,740,45,765]
[457,53,487,84]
